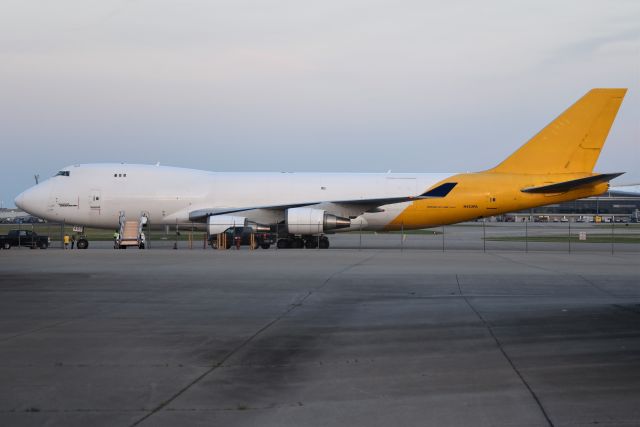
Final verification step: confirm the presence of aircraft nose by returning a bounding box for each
[14,192,26,210]
[14,185,47,217]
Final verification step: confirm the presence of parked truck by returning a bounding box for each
[0,230,50,249]
[209,228,276,250]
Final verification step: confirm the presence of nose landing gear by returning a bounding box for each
[76,238,89,249]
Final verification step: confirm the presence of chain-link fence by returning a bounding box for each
[1,220,639,253]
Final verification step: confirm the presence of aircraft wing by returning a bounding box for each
[188,182,458,221]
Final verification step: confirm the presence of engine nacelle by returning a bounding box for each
[208,215,247,235]
[207,215,271,235]
[286,208,351,235]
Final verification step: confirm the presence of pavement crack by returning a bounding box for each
[490,254,628,300]
[128,252,377,427]
[577,275,621,299]
[0,318,79,344]
[488,252,565,275]
[455,274,554,427]
[0,278,194,345]
[1,408,148,414]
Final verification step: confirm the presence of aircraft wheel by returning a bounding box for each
[277,239,290,249]
[77,239,89,249]
[319,237,330,249]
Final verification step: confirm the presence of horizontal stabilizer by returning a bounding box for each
[521,173,624,194]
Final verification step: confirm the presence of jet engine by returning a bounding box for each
[286,208,351,235]
[207,215,270,235]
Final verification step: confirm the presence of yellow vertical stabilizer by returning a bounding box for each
[489,88,626,175]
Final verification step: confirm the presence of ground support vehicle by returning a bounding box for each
[0,230,49,249]
[209,228,276,250]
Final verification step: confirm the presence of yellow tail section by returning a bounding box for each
[490,88,626,175]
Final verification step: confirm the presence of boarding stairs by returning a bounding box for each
[117,211,147,249]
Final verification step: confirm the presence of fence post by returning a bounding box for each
[483,218,486,252]
[233,221,238,250]
[568,220,571,253]
[525,219,528,253]
[400,222,404,252]
[359,220,362,251]
[611,216,615,255]
[174,221,178,250]
[442,225,445,252]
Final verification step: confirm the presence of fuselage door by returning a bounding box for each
[90,189,101,209]
[486,193,498,212]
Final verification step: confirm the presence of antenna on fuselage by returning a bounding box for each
[34,174,39,185]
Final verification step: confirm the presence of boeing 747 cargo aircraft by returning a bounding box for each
[14,89,626,249]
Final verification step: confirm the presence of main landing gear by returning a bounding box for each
[277,235,329,249]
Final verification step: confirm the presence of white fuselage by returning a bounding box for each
[15,164,452,231]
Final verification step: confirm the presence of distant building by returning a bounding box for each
[0,208,35,224]
[507,188,640,222]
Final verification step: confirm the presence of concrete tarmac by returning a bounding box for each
[0,249,639,427]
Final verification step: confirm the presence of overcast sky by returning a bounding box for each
[1,0,639,207]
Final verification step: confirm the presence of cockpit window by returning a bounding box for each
[55,171,70,177]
